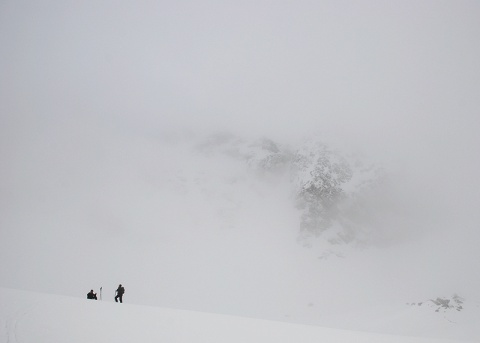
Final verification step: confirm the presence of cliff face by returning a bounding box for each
[193,133,386,252]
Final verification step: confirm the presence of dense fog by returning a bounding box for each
[1,0,479,324]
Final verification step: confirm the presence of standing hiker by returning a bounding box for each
[115,284,125,303]
[87,289,97,300]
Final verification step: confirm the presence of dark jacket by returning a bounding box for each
[87,291,97,300]
[116,286,125,295]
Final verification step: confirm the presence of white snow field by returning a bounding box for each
[0,287,477,343]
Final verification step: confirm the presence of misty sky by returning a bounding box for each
[1,1,479,140]
[1,0,480,319]
[2,0,479,225]
[1,0,479,195]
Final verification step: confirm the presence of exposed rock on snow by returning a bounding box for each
[193,132,386,252]
[408,294,465,312]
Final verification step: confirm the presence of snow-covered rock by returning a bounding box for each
[192,132,386,253]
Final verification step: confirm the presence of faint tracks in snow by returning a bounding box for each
[4,302,38,343]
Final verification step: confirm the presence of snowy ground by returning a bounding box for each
[0,287,477,343]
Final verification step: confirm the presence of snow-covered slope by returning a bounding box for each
[0,287,475,343]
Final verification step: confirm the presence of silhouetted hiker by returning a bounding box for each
[87,290,97,300]
[115,284,125,303]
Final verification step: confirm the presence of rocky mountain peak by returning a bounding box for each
[192,132,387,253]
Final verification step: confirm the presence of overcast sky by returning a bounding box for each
[1,0,479,141]
[2,0,480,227]
[1,0,480,315]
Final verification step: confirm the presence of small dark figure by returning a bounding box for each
[115,284,125,303]
[87,290,97,300]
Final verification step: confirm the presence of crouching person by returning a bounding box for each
[87,289,97,300]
